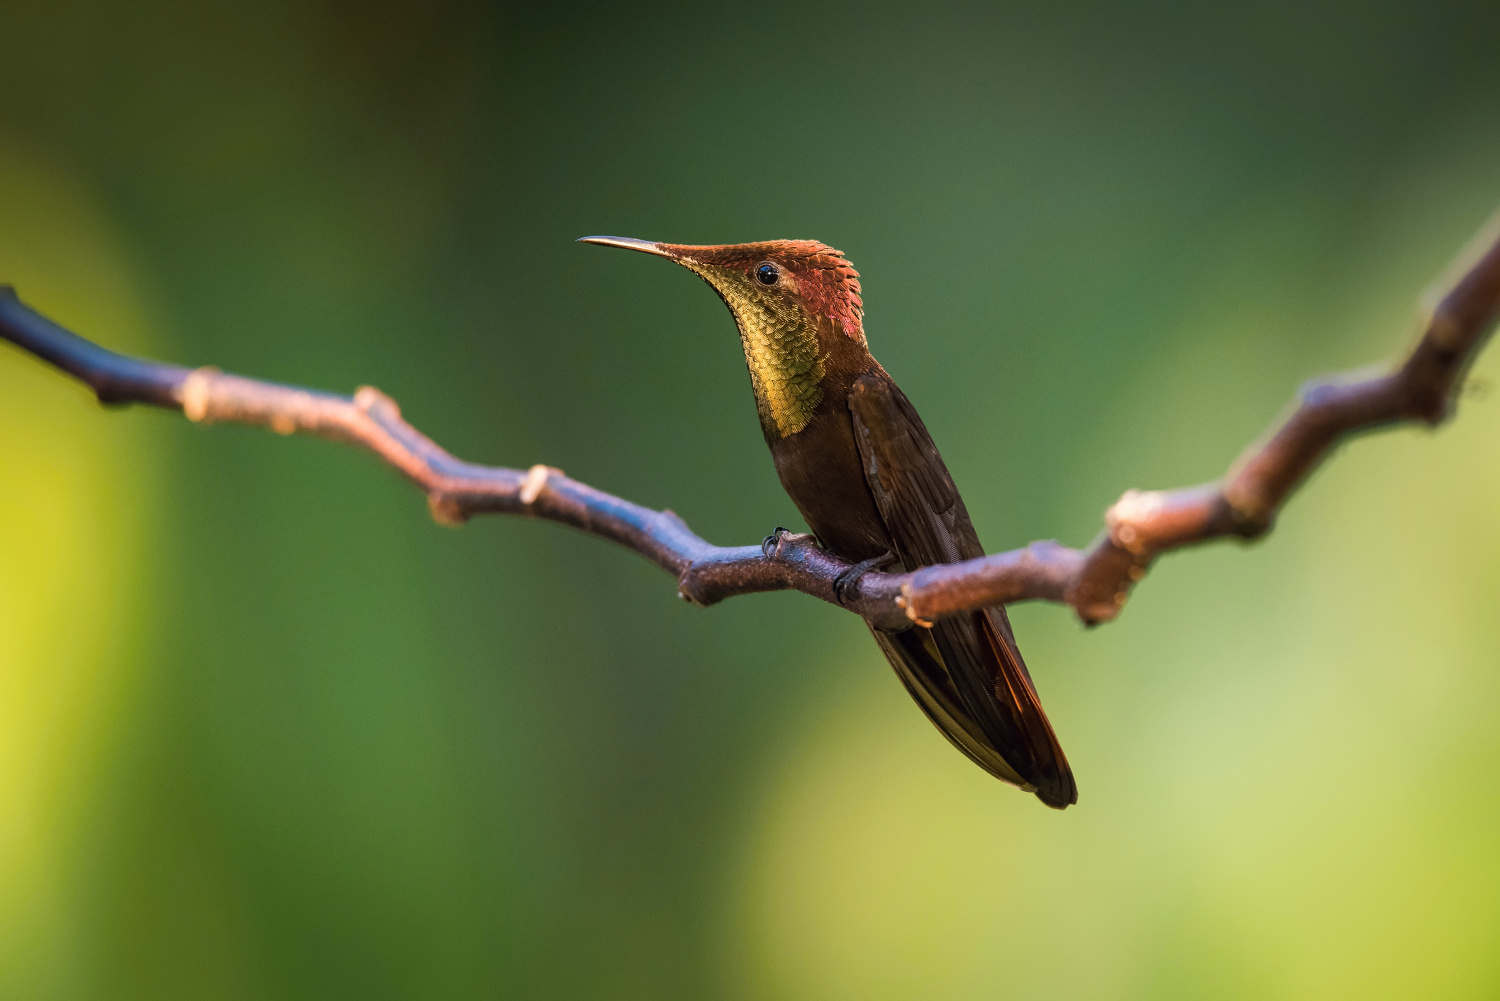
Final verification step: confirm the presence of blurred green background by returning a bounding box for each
[2,2,1500,997]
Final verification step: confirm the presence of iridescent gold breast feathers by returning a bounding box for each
[684,263,825,438]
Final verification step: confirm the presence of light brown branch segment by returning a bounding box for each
[900,211,1500,624]
[2,210,1499,628]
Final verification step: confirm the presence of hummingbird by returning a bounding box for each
[579,236,1077,808]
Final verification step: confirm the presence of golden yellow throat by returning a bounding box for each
[685,264,825,438]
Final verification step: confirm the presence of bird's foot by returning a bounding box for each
[833,551,898,606]
[760,526,818,558]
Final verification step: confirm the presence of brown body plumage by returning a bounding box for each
[581,235,1077,808]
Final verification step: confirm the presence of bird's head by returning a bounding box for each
[579,236,865,438]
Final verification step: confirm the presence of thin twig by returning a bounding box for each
[3,211,1499,627]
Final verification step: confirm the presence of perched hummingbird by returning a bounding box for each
[580,236,1076,808]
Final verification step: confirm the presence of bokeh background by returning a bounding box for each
[2,2,1500,998]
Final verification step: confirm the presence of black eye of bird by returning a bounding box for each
[756,263,779,286]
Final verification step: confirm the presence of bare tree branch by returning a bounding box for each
[3,211,1499,628]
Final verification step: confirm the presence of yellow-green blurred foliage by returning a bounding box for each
[1,3,1499,999]
[0,146,159,995]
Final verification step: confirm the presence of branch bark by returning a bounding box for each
[3,212,1499,628]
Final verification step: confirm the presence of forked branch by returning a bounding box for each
[3,212,1499,628]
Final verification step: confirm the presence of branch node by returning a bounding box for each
[519,464,553,506]
[898,584,935,628]
[1427,305,1469,354]
[760,526,806,557]
[181,366,220,423]
[353,385,400,418]
[427,494,467,526]
[771,529,815,556]
[1106,489,1166,555]
[675,563,722,608]
[1221,492,1275,538]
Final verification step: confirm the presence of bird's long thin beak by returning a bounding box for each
[576,235,677,258]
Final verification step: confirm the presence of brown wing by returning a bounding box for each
[849,371,1077,808]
